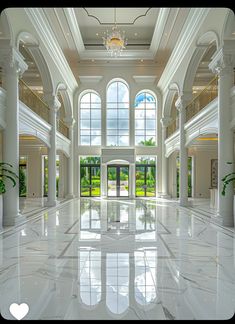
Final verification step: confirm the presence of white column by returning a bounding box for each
[101,163,107,197]
[0,40,28,226]
[65,118,75,199]
[160,117,172,198]
[175,94,191,207]
[58,153,64,198]
[209,41,235,227]
[44,96,61,207]
[129,163,135,198]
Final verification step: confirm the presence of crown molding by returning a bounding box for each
[79,76,103,84]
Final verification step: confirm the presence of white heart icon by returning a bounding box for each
[9,303,29,320]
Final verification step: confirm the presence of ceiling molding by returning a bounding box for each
[82,7,152,25]
[132,75,157,83]
[63,8,85,54]
[79,76,103,84]
[150,8,171,57]
[79,49,154,60]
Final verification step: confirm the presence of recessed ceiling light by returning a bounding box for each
[91,59,95,62]
[134,32,138,36]
[140,59,144,62]
[96,33,99,36]
[232,32,235,35]
[36,74,40,77]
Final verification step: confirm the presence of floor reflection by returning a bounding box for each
[0,198,234,320]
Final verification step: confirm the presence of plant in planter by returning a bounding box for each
[0,162,18,194]
[221,162,235,196]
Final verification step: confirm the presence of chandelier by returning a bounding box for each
[102,8,127,57]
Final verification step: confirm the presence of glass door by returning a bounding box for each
[136,157,156,197]
[107,165,129,197]
[80,157,101,197]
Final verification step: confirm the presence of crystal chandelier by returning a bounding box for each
[102,8,127,57]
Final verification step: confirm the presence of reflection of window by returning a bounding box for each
[135,92,156,146]
[106,80,129,146]
[135,250,157,305]
[80,92,101,146]
[106,253,129,314]
[80,250,101,306]
[80,200,101,230]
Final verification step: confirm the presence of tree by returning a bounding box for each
[139,137,155,146]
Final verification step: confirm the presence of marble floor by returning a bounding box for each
[0,198,234,320]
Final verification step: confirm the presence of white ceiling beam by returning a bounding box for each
[63,8,85,54]
[150,8,171,57]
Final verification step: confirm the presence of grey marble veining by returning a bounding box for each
[0,198,235,320]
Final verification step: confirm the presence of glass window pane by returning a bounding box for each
[91,109,101,119]
[146,110,155,119]
[80,103,90,109]
[107,119,117,129]
[118,82,129,102]
[81,136,90,145]
[80,120,90,129]
[119,120,129,129]
[81,130,90,136]
[107,136,118,146]
[119,129,129,135]
[107,103,117,109]
[80,109,90,119]
[81,93,90,103]
[91,103,101,109]
[146,130,156,136]
[146,119,155,129]
[107,109,117,119]
[135,110,145,119]
[91,93,101,103]
[91,120,101,129]
[135,136,144,145]
[146,102,156,109]
[107,129,117,135]
[136,130,145,136]
[135,120,144,129]
[119,109,129,119]
[119,136,129,146]
[107,82,118,102]
[91,130,101,135]
[118,103,129,109]
[91,136,101,145]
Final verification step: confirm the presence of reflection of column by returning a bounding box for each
[101,163,107,197]
[129,163,135,198]
[175,94,191,206]
[44,95,61,206]
[215,231,235,319]
[160,117,172,198]
[209,41,235,227]
[0,40,28,226]
[65,118,75,198]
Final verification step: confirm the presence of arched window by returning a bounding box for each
[106,80,129,146]
[135,91,157,146]
[80,92,101,146]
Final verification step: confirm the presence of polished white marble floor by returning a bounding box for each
[0,198,234,320]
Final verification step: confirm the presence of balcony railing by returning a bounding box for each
[57,119,69,138]
[166,118,179,138]
[19,79,69,138]
[19,79,50,123]
[185,76,218,122]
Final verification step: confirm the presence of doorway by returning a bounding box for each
[107,165,129,197]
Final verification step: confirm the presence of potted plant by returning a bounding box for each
[0,162,18,229]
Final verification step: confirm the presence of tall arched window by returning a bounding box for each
[135,91,156,146]
[106,80,129,146]
[80,91,101,146]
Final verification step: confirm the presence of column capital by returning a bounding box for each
[175,92,192,112]
[44,93,61,112]
[0,39,28,77]
[160,116,172,128]
[209,40,235,76]
[63,117,75,128]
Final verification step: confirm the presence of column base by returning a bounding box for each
[179,199,190,207]
[45,200,59,207]
[160,193,171,199]
[65,194,75,199]
[3,212,26,227]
